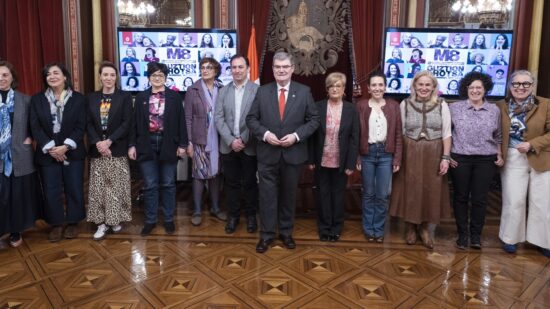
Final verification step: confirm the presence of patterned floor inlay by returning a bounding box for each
[0,185,549,307]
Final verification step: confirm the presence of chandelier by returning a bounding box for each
[452,0,513,26]
[175,17,192,27]
[118,0,156,26]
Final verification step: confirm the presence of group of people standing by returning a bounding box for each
[353,67,549,258]
[0,53,548,259]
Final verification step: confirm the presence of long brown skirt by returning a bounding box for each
[389,137,451,225]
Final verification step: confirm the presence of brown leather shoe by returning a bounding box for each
[48,226,63,242]
[64,224,79,239]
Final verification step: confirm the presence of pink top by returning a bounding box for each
[321,103,342,168]
[148,92,165,133]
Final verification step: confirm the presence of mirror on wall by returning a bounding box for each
[427,0,514,29]
[117,0,193,27]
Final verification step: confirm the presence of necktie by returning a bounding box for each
[279,88,286,120]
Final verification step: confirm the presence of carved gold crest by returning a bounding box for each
[267,0,350,76]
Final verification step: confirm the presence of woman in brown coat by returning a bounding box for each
[498,70,550,258]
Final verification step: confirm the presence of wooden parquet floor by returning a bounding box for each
[0,183,549,308]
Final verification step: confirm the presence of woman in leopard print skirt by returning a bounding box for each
[86,62,133,240]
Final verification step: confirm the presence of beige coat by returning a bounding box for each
[497,96,550,172]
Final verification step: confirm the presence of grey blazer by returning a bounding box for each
[246,81,320,165]
[214,80,259,156]
[0,91,35,177]
[184,80,223,145]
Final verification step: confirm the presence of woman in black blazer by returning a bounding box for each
[128,62,187,236]
[309,72,359,242]
[0,61,42,248]
[86,62,133,240]
[30,62,87,242]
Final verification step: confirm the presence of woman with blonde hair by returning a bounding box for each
[309,72,359,242]
[389,70,452,249]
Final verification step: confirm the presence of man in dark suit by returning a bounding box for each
[215,54,259,234]
[246,52,319,253]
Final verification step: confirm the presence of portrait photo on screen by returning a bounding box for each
[118,28,237,91]
[382,28,513,98]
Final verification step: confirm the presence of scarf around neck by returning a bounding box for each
[45,88,73,134]
[0,89,15,176]
[508,94,536,140]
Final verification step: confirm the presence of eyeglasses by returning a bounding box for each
[273,65,292,70]
[511,81,533,88]
[467,86,484,91]
[150,73,165,79]
[200,65,214,71]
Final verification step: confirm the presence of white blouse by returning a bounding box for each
[368,103,388,144]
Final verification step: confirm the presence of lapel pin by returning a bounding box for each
[292,94,295,98]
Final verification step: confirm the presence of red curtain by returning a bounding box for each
[510,0,533,71]
[0,0,65,95]
[236,0,272,78]
[101,0,116,63]
[351,0,385,99]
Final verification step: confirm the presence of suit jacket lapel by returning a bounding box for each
[164,91,175,116]
[240,82,253,123]
[320,100,328,133]
[224,86,235,121]
[525,103,538,122]
[13,92,24,125]
[40,95,54,136]
[61,98,73,130]
[140,89,151,119]
[270,83,281,121]
[339,102,351,137]
[282,82,298,121]
[91,93,102,128]
[106,91,122,128]
[12,92,24,141]
[197,84,211,112]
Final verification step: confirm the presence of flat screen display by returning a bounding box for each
[382,28,513,98]
[117,28,237,92]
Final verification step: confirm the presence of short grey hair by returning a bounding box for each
[509,69,536,86]
[273,51,294,65]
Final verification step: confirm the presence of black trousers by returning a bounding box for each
[40,160,86,226]
[450,153,497,242]
[316,167,347,236]
[222,151,258,218]
[257,159,302,239]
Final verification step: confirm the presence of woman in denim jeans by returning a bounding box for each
[128,62,188,236]
[357,71,403,243]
